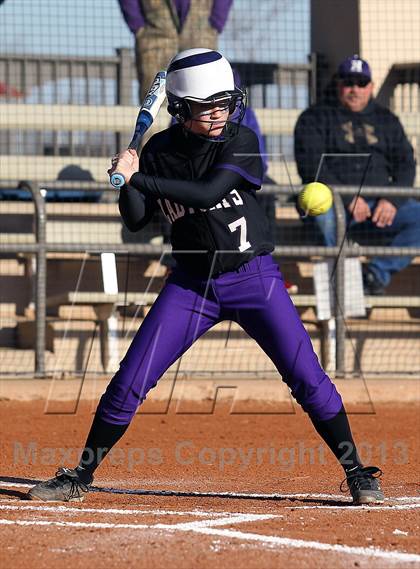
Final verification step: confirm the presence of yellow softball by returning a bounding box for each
[298,182,333,216]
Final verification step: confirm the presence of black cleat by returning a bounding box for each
[363,267,385,296]
[341,465,384,505]
[27,467,91,503]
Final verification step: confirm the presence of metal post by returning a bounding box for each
[116,48,133,150]
[19,181,47,377]
[308,52,318,105]
[116,47,133,106]
[333,193,347,377]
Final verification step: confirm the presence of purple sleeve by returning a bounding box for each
[209,0,234,33]
[215,125,263,188]
[241,108,268,175]
[118,0,145,34]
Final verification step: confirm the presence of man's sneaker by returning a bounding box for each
[341,465,384,505]
[285,280,299,294]
[362,267,385,296]
[27,467,91,502]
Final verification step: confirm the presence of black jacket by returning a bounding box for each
[294,99,416,207]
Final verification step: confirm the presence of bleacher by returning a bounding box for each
[1,181,419,377]
[1,104,419,184]
[1,54,420,377]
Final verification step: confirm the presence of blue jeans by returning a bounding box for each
[311,199,420,287]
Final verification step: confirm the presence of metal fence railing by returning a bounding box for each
[1,6,420,379]
[0,50,316,106]
[0,50,316,159]
[1,181,419,378]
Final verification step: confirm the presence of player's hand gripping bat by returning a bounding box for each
[110,70,167,189]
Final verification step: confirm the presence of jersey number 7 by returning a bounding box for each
[228,217,251,252]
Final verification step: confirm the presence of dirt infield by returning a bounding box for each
[0,398,419,568]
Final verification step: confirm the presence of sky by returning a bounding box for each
[0,0,310,64]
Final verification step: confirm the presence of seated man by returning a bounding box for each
[294,55,419,294]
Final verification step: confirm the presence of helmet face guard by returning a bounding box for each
[167,87,247,126]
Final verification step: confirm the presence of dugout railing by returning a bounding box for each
[1,180,419,378]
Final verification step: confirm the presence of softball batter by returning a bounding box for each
[29,48,383,505]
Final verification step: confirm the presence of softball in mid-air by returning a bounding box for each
[298,182,333,216]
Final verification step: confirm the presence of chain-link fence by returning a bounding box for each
[1,0,419,377]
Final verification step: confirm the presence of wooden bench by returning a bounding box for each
[46,291,158,371]
[45,292,420,373]
[5,200,420,374]
[43,291,329,372]
[292,294,420,370]
[364,295,420,322]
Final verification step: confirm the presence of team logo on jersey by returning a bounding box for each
[157,189,244,223]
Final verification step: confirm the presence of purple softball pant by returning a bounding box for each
[97,254,343,424]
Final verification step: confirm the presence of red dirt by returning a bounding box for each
[0,400,419,568]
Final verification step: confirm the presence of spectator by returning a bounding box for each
[294,55,419,295]
[55,165,101,202]
[118,0,233,103]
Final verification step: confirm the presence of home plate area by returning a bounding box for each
[1,402,419,568]
[0,487,419,569]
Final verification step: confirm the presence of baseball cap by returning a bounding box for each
[337,55,372,81]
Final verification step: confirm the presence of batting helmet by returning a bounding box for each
[166,48,246,126]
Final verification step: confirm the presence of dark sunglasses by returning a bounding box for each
[341,77,371,88]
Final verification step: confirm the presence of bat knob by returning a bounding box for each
[110,173,126,189]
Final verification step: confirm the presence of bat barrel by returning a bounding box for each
[128,114,152,150]
[109,70,166,189]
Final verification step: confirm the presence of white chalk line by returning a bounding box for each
[285,504,420,511]
[0,513,275,533]
[0,504,274,522]
[1,498,419,563]
[1,500,419,518]
[186,527,420,564]
[0,515,418,564]
[0,504,224,518]
[0,519,150,530]
[156,514,276,530]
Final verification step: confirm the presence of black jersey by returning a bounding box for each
[121,122,274,276]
